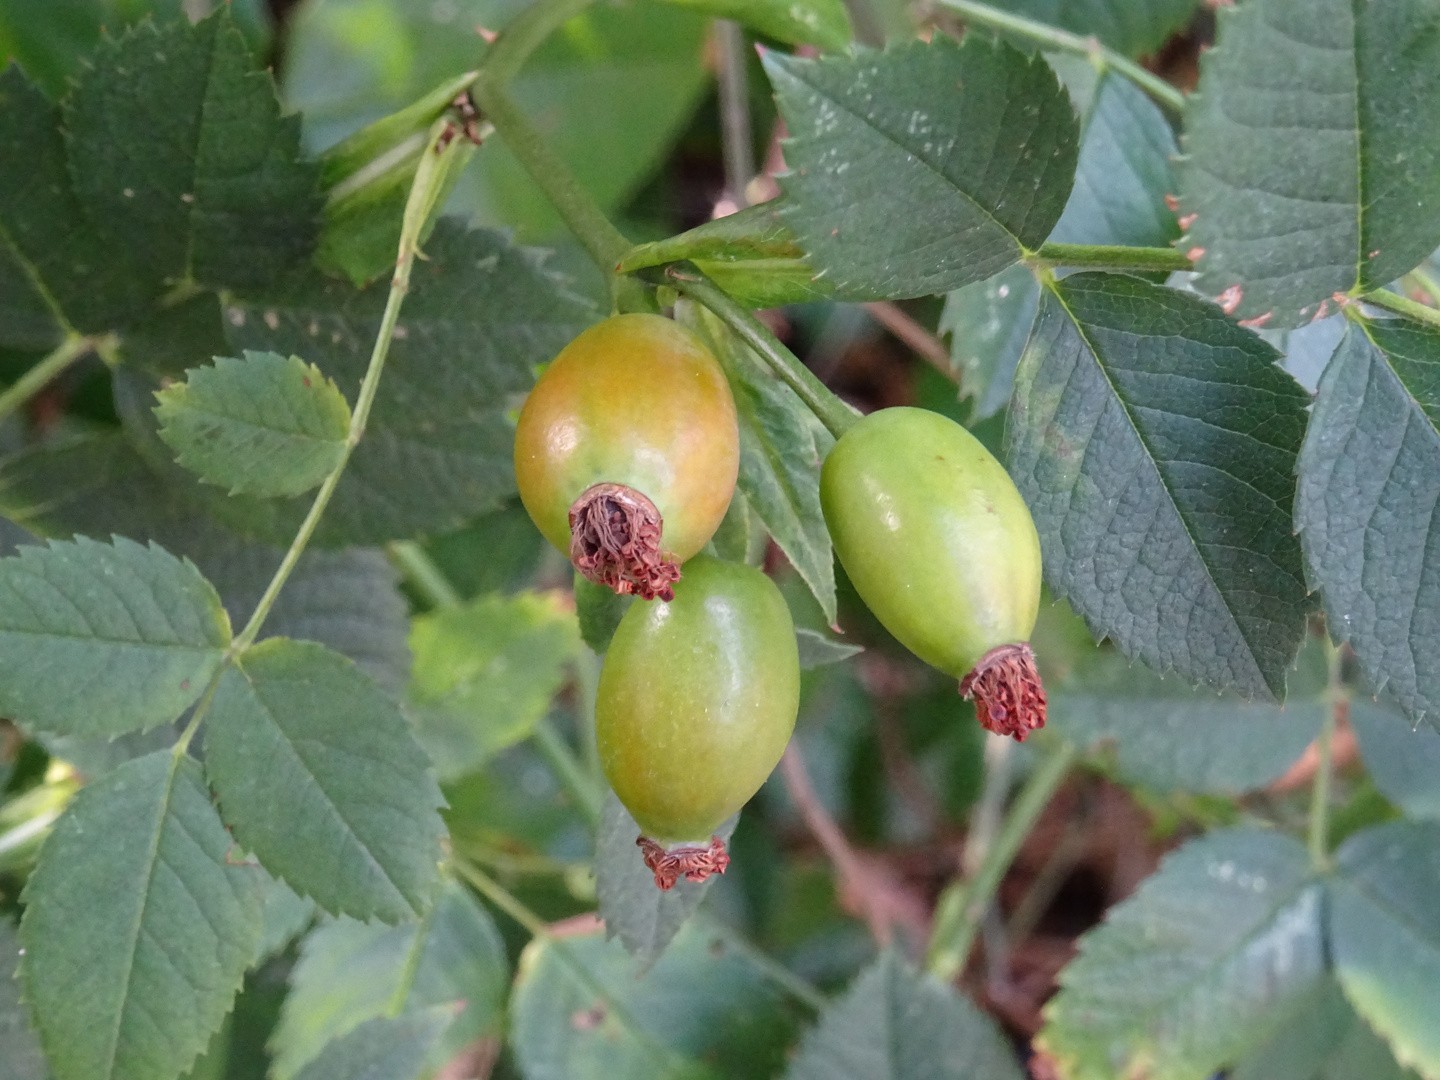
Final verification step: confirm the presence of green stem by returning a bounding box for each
[388,540,462,609]
[0,333,107,427]
[1362,288,1440,332]
[532,716,604,828]
[661,264,860,439]
[230,117,464,655]
[1309,644,1342,871]
[726,935,829,1014]
[1033,242,1194,273]
[452,859,682,1073]
[933,0,1186,114]
[385,901,436,1017]
[926,740,1077,981]
[470,78,631,277]
[480,0,595,87]
[1407,267,1440,309]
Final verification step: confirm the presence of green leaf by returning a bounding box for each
[660,0,850,49]
[154,352,351,498]
[765,36,1078,300]
[1038,828,1325,1080]
[509,921,795,1080]
[941,65,1180,422]
[989,0,1199,57]
[0,919,44,1080]
[256,876,316,963]
[0,535,230,736]
[291,1007,455,1080]
[271,880,507,1080]
[20,750,264,1080]
[617,201,834,309]
[1006,272,1312,699]
[1232,979,1423,1080]
[283,0,710,241]
[407,591,580,781]
[1350,702,1440,820]
[595,792,739,966]
[0,64,154,348]
[689,309,836,624]
[1053,638,1328,794]
[204,637,446,922]
[795,627,863,669]
[1180,0,1440,327]
[574,572,632,654]
[221,221,597,545]
[63,8,321,293]
[1329,821,1440,1076]
[1296,319,1440,728]
[785,950,1024,1080]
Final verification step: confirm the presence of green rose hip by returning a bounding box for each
[821,406,1046,740]
[596,555,800,889]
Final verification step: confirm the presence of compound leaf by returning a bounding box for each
[1349,701,1440,820]
[1181,0,1440,327]
[204,637,445,923]
[20,750,264,1080]
[155,352,351,498]
[0,535,229,736]
[1007,272,1312,699]
[765,36,1078,299]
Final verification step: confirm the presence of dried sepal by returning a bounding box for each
[568,482,681,601]
[636,834,731,891]
[960,642,1047,741]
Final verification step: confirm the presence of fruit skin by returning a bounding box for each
[597,555,799,844]
[820,406,1041,680]
[513,313,740,566]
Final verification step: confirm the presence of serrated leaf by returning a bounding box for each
[595,792,738,966]
[63,8,321,293]
[765,36,1078,300]
[1296,320,1440,728]
[256,876,317,963]
[0,919,44,1080]
[1349,702,1440,821]
[785,950,1024,1080]
[20,750,264,1080]
[219,221,597,545]
[1053,638,1328,794]
[689,309,836,623]
[989,0,1199,58]
[271,880,506,1080]
[0,64,154,348]
[661,0,850,49]
[1181,0,1440,327]
[574,572,632,654]
[407,591,580,781]
[0,535,230,736]
[509,921,794,1080]
[1006,272,1312,699]
[291,1007,455,1080]
[1231,979,1422,1080]
[617,201,834,309]
[204,637,445,922]
[155,352,351,498]
[795,627,863,669]
[1329,821,1440,1076]
[1038,828,1325,1080]
[942,65,1180,421]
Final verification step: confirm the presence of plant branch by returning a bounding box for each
[862,301,955,381]
[932,0,1186,114]
[1309,644,1343,871]
[531,716,603,828]
[231,116,467,655]
[1363,288,1440,332]
[1033,242,1194,273]
[1407,266,1440,309]
[926,739,1077,982]
[0,333,110,428]
[660,264,860,439]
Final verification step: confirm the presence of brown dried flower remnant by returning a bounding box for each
[960,642,1047,742]
[569,482,681,601]
[636,835,731,890]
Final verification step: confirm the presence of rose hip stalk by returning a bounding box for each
[821,407,1047,740]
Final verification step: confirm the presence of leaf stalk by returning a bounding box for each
[0,333,113,429]
[1362,288,1440,332]
[1032,243,1194,273]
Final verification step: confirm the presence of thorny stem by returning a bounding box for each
[926,740,1077,982]
[1309,643,1343,871]
[479,0,594,87]
[1362,288,1440,332]
[660,264,860,439]
[0,333,112,428]
[1032,242,1194,273]
[230,115,468,656]
[931,0,1186,114]
[452,859,684,1073]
